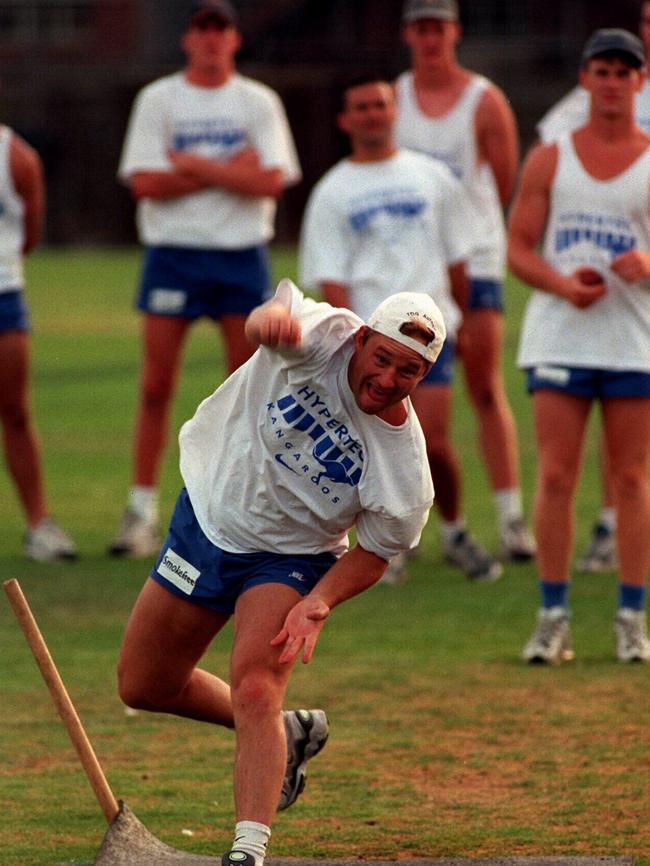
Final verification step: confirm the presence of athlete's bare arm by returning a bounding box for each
[10,133,44,255]
[271,543,388,664]
[475,84,519,207]
[321,281,353,311]
[130,147,284,200]
[508,142,606,308]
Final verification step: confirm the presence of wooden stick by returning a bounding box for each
[3,578,119,824]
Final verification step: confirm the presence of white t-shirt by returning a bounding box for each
[179,280,434,561]
[0,126,25,292]
[394,71,505,281]
[118,72,301,249]
[537,82,650,142]
[517,134,650,372]
[298,149,472,336]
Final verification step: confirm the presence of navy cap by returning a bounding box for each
[402,0,459,23]
[581,28,645,68]
[188,0,237,28]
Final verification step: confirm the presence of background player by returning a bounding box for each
[0,123,77,561]
[395,0,535,563]
[299,76,502,583]
[109,0,301,557]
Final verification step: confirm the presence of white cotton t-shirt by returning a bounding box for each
[394,71,505,281]
[537,82,650,142]
[298,149,472,336]
[517,134,650,372]
[0,126,25,292]
[118,72,301,249]
[179,281,434,561]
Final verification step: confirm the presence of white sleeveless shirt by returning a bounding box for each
[394,71,505,280]
[0,126,25,292]
[517,134,650,372]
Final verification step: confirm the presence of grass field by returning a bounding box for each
[1,247,648,866]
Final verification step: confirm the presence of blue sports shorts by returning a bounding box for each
[419,338,455,386]
[468,278,504,312]
[0,290,29,333]
[150,488,338,614]
[526,365,650,399]
[136,245,271,320]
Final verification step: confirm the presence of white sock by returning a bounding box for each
[493,488,523,530]
[439,518,465,545]
[232,820,271,866]
[598,507,616,531]
[128,486,158,523]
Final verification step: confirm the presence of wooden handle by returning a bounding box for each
[3,578,119,823]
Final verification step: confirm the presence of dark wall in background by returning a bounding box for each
[0,0,643,244]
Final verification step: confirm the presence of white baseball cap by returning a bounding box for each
[366,292,446,365]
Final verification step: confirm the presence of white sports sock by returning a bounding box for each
[232,820,271,866]
[439,518,465,545]
[128,486,158,523]
[493,488,523,530]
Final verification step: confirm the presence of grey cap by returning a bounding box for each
[402,0,459,23]
[581,28,645,68]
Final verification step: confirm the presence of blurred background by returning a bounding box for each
[0,0,644,246]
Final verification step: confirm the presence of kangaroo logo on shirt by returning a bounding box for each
[554,211,636,257]
[267,390,363,498]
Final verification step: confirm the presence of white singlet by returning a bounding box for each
[0,126,25,292]
[118,72,301,249]
[537,82,650,142]
[179,280,433,561]
[298,149,472,336]
[517,134,650,372]
[394,70,505,280]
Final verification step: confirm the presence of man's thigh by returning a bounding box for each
[118,578,230,688]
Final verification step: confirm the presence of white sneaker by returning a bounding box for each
[614,608,650,663]
[443,529,503,583]
[24,518,77,562]
[278,709,329,811]
[108,509,160,558]
[576,522,617,573]
[378,553,408,585]
[500,516,536,562]
[522,606,574,665]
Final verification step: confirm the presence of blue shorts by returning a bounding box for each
[468,278,504,312]
[136,245,271,320]
[0,291,29,332]
[150,488,338,614]
[526,365,650,399]
[419,338,455,386]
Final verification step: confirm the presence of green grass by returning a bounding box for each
[1,246,648,865]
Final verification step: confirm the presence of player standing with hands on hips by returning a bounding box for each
[117,279,444,865]
[110,0,301,557]
[508,29,650,664]
[395,0,536,565]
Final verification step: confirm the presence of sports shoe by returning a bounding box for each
[614,608,650,663]
[278,709,329,811]
[443,529,503,583]
[576,521,617,573]
[522,606,574,665]
[222,852,255,866]
[108,509,160,558]
[24,518,77,562]
[378,553,408,585]
[500,516,536,562]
